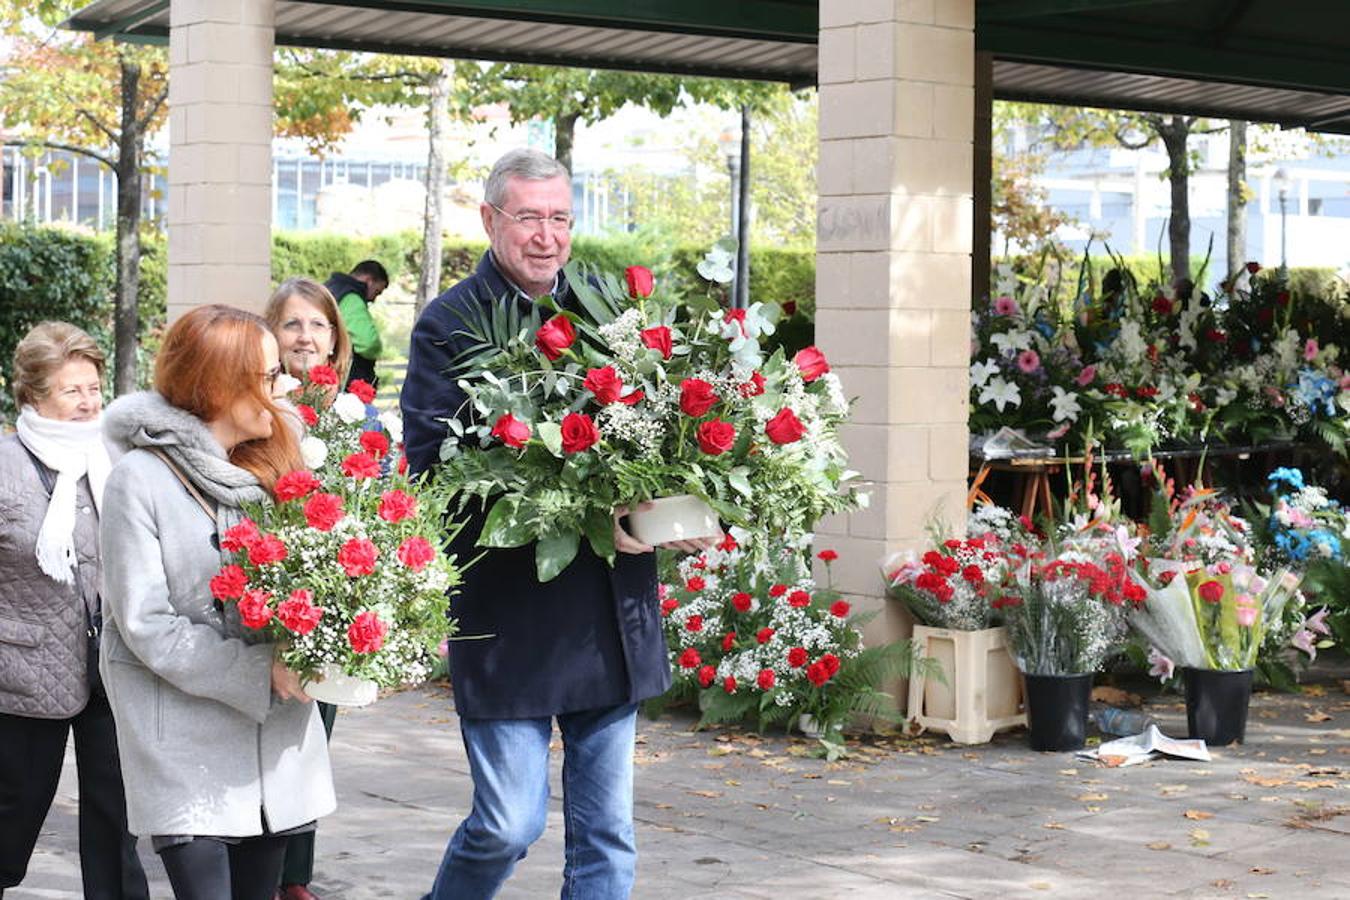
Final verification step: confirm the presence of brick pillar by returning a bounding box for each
[167,0,275,320]
[815,1,974,660]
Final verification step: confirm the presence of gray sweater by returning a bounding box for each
[99,391,335,837]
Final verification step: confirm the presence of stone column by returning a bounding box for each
[167,0,275,320]
[814,0,974,651]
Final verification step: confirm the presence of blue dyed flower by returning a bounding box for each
[1268,467,1305,493]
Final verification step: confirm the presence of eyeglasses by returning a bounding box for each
[261,365,283,392]
[488,202,574,232]
[281,317,333,336]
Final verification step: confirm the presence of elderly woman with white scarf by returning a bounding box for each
[0,321,148,899]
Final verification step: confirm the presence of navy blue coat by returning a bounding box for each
[400,253,671,719]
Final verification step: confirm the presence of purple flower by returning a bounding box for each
[1147,647,1174,681]
[1304,608,1331,636]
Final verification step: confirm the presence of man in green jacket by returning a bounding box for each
[324,260,387,390]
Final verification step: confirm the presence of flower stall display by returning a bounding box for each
[214,371,460,705]
[654,529,935,755]
[437,259,861,581]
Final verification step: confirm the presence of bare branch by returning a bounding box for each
[5,140,115,169]
[136,84,169,131]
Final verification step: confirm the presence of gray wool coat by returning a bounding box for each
[99,391,335,838]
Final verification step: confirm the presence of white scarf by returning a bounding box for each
[15,405,114,586]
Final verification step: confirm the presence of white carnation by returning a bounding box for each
[333,393,366,423]
[379,410,404,443]
[300,436,329,469]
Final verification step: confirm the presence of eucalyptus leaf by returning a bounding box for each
[537,421,564,456]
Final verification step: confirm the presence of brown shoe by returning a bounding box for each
[280,886,320,900]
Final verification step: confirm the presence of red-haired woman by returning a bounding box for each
[99,305,335,900]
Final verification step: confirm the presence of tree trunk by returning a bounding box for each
[113,58,142,396]
[1157,115,1192,283]
[416,60,452,318]
[554,111,580,174]
[1226,119,1247,279]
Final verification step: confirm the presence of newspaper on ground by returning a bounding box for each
[1076,724,1211,767]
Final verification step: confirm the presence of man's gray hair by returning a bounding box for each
[484,148,571,207]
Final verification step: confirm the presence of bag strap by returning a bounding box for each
[19,440,57,497]
[147,448,217,522]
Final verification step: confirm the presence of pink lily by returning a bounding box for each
[1147,647,1174,681]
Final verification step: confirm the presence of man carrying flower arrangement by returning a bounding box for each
[402,148,714,900]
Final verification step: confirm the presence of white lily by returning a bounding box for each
[969,358,1000,390]
[1049,386,1081,423]
[978,376,1021,412]
[990,330,1032,356]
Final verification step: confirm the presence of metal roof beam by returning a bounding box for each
[89,0,169,41]
[979,0,1176,21]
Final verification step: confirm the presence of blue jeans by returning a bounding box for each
[426,703,638,900]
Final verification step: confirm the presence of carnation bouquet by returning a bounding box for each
[437,257,861,580]
[210,368,461,700]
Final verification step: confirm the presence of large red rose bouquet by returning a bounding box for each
[438,256,862,580]
[211,367,460,695]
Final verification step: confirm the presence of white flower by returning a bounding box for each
[378,410,404,444]
[970,358,999,390]
[333,392,367,423]
[274,373,302,395]
[1049,386,1081,422]
[978,376,1021,412]
[1115,320,1147,363]
[300,435,329,469]
[990,330,1031,356]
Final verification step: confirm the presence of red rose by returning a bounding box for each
[348,379,376,404]
[696,419,736,455]
[755,627,775,645]
[685,614,704,633]
[765,408,805,445]
[757,669,776,690]
[347,610,388,654]
[308,364,338,387]
[296,404,319,427]
[276,589,323,636]
[721,631,736,651]
[640,325,672,359]
[583,366,625,405]
[830,600,851,618]
[490,413,531,449]
[793,346,830,382]
[617,389,644,405]
[787,647,808,668]
[237,588,273,629]
[660,598,679,617]
[1246,261,1261,274]
[360,430,391,459]
[731,591,753,613]
[1198,580,1224,604]
[559,412,600,454]
[820,653,841,676]
[338,537,379,577]
[738,371,766,398]
[686,576,706,592]
[303,492,344,531]
[697,664,716,688]
[806,661,830,686]
[817,549,838,563]
[722,676,738,694]
[341,452,381,480]
[768,584,787,598]
[1151,295,1173,316]
[787,589,811,608]
[274,469,321,503]
[625,265,655,298]
[397,536,437,572]
[679,378,717,417]
[220,519,260,553]
[378,490,418,523]
[247,534,288,567]
[209,564,248,600]
[535,315,575,361]
[678,647,701,669]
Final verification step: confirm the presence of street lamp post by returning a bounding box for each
[1273,167,1289,269]
[717,115,752,309]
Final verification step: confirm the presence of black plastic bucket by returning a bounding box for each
[1023,672,1094,751]
[1183,667,1253,745]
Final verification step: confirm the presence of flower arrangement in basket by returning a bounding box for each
[652,529,936,754]
[209,367,461,704]
[437,258,861,581]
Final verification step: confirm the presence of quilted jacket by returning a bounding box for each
[0,434,101,719]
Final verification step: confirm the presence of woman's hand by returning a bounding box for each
[270,658,311,703]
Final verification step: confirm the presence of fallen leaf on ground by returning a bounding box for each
[686,790,723,799]
[1091,686,1143,707]
[1184,810,1214,820]
[1242,774,1289,787]
[1075,792,1108,802]
[1305,710,1333,723]
[1160,784,1189,796]
[826,779,852,786]
[724,779,741,786]
[1189,827,1211,847]
[1043,822,1065,830]
[1249,866,1276,875]
[1058,768,1078,776]
[1147,841,1172,851]
[1302,684,1326,697]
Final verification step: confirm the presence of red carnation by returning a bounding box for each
[276,589,323,636]
[360,430,391,459]
[247,534,288,567]
[491,413,531,449]
[640,325,673,359]
[830,600,851,618]
[347,610,388,654]
[397,454,408,475]
[792,346,830,382]
[397,536,436,572]
[274,469,321,503]
[303,492,344,531]
[347,379,376,404]
[583,366,625,405]
[787,647,808,668]
[686,576,706,592]
[337,537,379,577]
[817,549,839,563]
[698,664,716,688]
[308,364,338,387]
[757,669,776,690]
[341,452,381,480]
[820,653,841,676]
[787,589,811,608]
[696,419,737,455]
[806,661,830,686]
[378,489,418,523]
[738,371,766,398]
[685,614,704,633]
[765,408,805,445]
[296,404,319,427]
[660,598,679,617]
[756,627,775,645]
[718,533,739,552]
[722,676,738,694]
[678,647,702,669]
[237,588,273,629]
[209,564,248,601]
[722,631,736,651]
[768,584,787,598]
[679,378,718,417]
[535,315,575,361]
[559,412,600,454]
[1198,580,1224,604]
[220,519,261,553]
[625,265,655,298]
[731,591,753,613]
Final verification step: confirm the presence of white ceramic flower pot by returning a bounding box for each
[303,663,378,707]
[798,714,825,738]
[627,494,719,545]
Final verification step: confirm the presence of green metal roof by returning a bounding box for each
[66,0,1350,132]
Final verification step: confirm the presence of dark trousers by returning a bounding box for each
[0,692,149,898]
[279,701,337,886]
[159,835,289,900]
